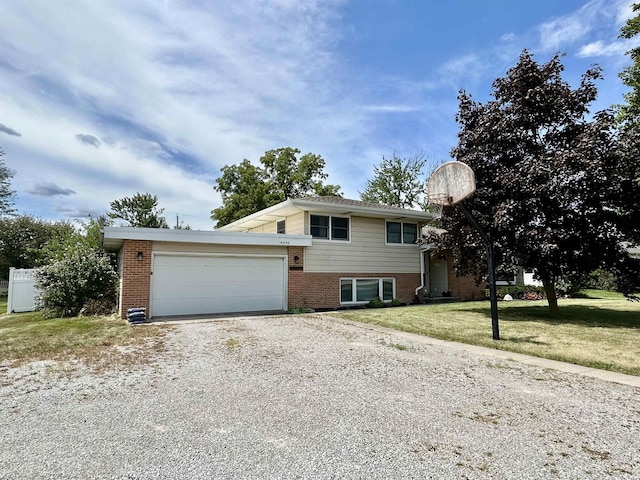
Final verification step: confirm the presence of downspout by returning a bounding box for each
[415,249,425,299]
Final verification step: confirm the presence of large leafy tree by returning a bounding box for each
[0,216,75,280]
[109,193,169,228]
[211,147,341,227]
[0,148,16,216]
[360,154,432,209]
[435,51,640,317]
[618,2,640,127]
[618,3,640,189]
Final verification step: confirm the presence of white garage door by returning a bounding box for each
[151,254,286,317]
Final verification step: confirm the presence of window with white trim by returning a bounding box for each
[495,274,517,286]
[310,214,349,241]
[276,220,285,234]
[340,278,395,304]
[386,221,418,244]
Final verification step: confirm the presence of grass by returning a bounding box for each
[0,296,172,371]
[333,290,640,376]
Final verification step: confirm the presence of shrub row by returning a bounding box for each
[497,285,546,300]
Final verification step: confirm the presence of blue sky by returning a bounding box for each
[0,0,636,229]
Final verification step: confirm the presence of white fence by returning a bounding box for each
[7,268,37,314]
[0,279,8,295]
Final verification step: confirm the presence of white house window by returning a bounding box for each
[277,220,286,234]
[340,278,395,304]
[310,214,349,241]
[386,221,418,244]
[495,274,517,286]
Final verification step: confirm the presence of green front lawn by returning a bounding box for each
[0,300,171,369]
[333,291,640,376]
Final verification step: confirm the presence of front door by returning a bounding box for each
[428,256,448,297]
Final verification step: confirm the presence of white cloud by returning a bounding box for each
[535,0,629,52]
[616,0,636,26]
[364,104,422,113]
[0,0,370,229]
[438,54,488,88]
[577,40,632,57]
[538,12,593,52]
[501,33,516,42]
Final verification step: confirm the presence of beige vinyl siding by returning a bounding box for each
[304,216,421,273]
[286,211,305,235]
[153,241,287,256]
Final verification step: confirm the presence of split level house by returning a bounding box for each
[102,196,485,319]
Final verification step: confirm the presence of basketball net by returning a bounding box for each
[425,193,452,219]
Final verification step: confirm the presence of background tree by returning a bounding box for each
[81,215,114,250]
[0,216,74,280]
[360,154,434,209]
[0,148,16,216]
[109,193,169,228]
[618,3,640,188]
[434,51,640,317]
[618,2,640,127]
[211,147,341,227]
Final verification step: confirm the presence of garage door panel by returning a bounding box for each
[153,279,284,299]
[153,294,283,317]
[151,254,285,317]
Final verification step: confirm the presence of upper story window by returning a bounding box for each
[386,221,418,244]
[276,220,286,234]
[310,214,349,241]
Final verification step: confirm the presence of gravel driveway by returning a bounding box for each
[1,314,639,479]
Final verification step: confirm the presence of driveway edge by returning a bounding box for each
[321,315,640,388]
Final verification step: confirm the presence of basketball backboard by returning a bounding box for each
[426,161,476,205]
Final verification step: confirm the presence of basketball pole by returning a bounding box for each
[457,203,500,341]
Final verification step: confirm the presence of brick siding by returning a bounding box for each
[445,253,486,301]
[119,240,152,319]
[447,270,486,301]
[287,246,419,309]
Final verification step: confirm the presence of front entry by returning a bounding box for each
[428,256,448,297]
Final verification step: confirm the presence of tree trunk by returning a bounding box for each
[542,278,559,318]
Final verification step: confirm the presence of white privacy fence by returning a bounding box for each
[7,268,38,314]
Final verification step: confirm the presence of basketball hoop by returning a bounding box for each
[425,160,501,340]
[426,161,476,206]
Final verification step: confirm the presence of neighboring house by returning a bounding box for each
[496,268,543,287]
[103,197,485,319]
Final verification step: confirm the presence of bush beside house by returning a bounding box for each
[35,244,118,318]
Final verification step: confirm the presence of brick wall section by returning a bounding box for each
[287,247,420,309]
[119,240,152,319]
[288,271,420,310]
[288,246,304,268]
[446,253,487,301]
